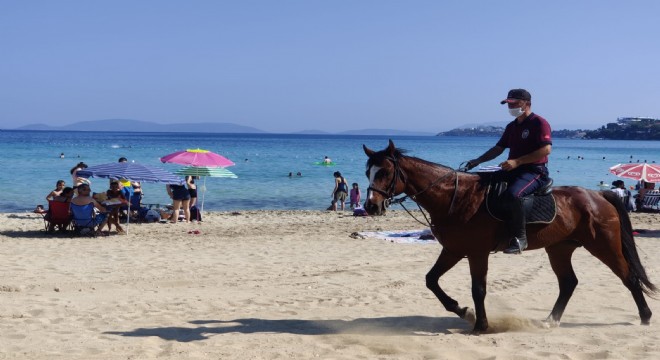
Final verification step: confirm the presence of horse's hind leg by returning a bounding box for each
[545,242,580,326]
[425,249,469,319]
[582,237,653,325]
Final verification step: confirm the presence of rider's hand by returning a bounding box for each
[465,159,479,171]
[499,159,519,171]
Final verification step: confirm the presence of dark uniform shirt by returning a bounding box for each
[496,113,552,165]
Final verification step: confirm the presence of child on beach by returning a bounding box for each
[350,183,361,209]
[46,180,66,201]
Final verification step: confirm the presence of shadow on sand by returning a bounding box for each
[105,316,470,342]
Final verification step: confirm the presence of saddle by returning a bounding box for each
[485,177,556,224]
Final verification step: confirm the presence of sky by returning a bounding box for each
[2,1,660,133]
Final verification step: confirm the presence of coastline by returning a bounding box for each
[1,210,659,359]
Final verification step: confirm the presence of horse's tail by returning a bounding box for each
[602,191,657,297]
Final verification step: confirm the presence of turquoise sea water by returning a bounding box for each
[2,130,659,213]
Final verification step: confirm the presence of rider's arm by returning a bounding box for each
[468,146,505,169]
[501,144,552,170]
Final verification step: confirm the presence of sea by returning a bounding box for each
[2,130,659,213]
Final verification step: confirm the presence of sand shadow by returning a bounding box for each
[0,230,53,239]
[104,316,469,342]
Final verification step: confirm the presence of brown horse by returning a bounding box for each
[363,139,656,333]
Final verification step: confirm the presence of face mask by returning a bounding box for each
[508,107,524,117]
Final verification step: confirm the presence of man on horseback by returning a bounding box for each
[465,89,552,254]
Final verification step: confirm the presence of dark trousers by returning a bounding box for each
[494,165,549,200]
[493,165,549,242]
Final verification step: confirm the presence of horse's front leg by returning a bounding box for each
[425,249,468,319]
[467,252,490,332]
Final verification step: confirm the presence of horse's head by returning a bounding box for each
[362,139,407,216]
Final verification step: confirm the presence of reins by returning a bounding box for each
[368,156,460,228]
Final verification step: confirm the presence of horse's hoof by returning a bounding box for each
[461,307,476,325]
[641,319,651,326]
[542,317,560,328]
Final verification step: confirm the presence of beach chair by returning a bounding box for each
[122,191,149,222]
[640,191,660,212]
[43,200,71,233]
[70,203,105,236]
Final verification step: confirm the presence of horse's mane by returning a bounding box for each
[367,146,454,172]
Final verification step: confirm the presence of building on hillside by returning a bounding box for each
[617,117,660,125]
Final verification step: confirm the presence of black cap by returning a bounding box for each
[500,89,531,104]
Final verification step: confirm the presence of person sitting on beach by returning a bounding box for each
[104,180,127,234]
[46,180,66,201]
[71,183,108,234]
[635,180,656,212]
[331,171,348,211]
[611,180,634,212]
[52,187,74,203]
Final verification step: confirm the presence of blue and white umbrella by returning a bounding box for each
[77,162,184,185]
[76,162,184,234]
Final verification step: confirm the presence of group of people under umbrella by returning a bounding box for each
[73,149,237,234]
[609,162,660,212]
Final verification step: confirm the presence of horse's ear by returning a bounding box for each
[363,144,375,157]
[386,139,396,156]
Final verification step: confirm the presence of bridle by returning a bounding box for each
[367,155,460,227]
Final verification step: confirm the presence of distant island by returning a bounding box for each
[11,119,435,136]
[8,116,659,139]
[437,117,660,140]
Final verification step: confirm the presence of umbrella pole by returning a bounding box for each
[126,193,131,235]
[201,176,207,220]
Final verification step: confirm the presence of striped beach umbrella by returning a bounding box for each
[174,166,238,217]
[76,162,184,185]
[174,166,238,178]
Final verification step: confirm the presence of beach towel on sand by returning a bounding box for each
[354,229,436,244]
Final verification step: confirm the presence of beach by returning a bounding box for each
[1,210,659,359]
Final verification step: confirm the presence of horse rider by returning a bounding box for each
[464,89,552,254]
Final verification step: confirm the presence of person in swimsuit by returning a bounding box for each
[70,162,90,187]
[167,183,191,223]
[186,176,198,209]
[46,180,66,201]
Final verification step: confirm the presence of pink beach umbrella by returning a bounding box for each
[610,163,660,183]
[160,148,235,168]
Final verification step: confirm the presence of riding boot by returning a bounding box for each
[503,197,528,254]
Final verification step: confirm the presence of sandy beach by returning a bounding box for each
[1,210,659,359]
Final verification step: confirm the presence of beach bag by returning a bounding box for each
[190,206,202,221]
[353,208,368,216]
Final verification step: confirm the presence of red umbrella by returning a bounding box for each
[609,163,660,183]
[160,148,235,167]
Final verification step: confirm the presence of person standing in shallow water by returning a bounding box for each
[331,171,348,211]
[464,89,552,254]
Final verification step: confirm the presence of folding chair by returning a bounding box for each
[70,203,106,236]
[640,192,660,212]
[43,200,71,233]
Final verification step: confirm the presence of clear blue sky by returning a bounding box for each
[2,1,659,133]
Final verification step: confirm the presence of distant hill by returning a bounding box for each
[15,119,267,133]
[11,119,437,136]
[339,129,435,136]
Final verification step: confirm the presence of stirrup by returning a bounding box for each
[503,237,527,254]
